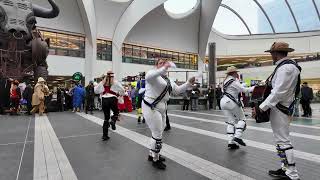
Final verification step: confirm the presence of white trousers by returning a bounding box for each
[270,108,299,180]
[142,101,166,161]
[220,96,246,144]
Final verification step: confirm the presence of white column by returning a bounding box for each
[77,0,97,85]
[112,42,122,79]
[198,0,222,60]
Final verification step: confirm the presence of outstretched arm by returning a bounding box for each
[171,77,195,95]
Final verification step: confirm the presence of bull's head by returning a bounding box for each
[0,0,59,40]
[33,0,60,19]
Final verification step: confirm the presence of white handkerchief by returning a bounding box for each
[169,61,177,68]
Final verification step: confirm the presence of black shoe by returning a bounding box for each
[228,143,239,150]
[276,176,294,180]
[164,126,171,131]
[90,111,93,115]
[138,117,141,124]
[101,136,110,141]
[142,118,146,124]
[233,137,246,146]
[85,111,88,114]
[110,121,116,130]
[269,168,287,178]
[152,160,166,170]
[148,155,165,162]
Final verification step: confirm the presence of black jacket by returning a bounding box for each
[301,86,313,101]
[23,85,33,102]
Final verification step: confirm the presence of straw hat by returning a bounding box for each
[265,42,295,53]
[226,66,239,74]
[37,77,45,83]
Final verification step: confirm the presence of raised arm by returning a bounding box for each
[145,67,167,82]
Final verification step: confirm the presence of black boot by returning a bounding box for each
[233,137,246,146]
[268,168,287,178]
[228,143,239,150]
[164,126,171,131]
[152,160,166,170]
[110,120,116,130]
[138,117,141,124]
[110,116,117,130]
[102,121,110,141]
[101,136,110,141]
[148,155,165,162]
[142,117,146,124]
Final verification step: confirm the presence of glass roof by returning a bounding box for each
[213,0,320,35]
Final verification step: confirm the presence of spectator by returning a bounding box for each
[190,85,200,111]
[57,87,64,112]
[182,90,190,111]
[129,85,136,110]
[10,80,21,115]
[216,85,222,110]
[72,83,85,112]
[164,110,171,131]
[23,80,33,115]
[64,87,72,111]
[0,72,8,114]
[208,85,214,109]
[85,81,95,114]
[31,77,49,116]
[300,82,313,117]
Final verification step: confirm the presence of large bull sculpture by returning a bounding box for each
[0,0,59,80]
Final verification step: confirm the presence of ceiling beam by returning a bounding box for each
[284,0,300,32]
[252,0,275,34]
[220,4,252,35]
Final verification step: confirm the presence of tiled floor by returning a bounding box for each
[0,109,319,180]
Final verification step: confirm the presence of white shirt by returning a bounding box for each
[259,57,300,111]
[94,80,125,98]
[144,67,191,103]
[223,76,254,101]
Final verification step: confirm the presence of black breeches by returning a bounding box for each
[102,97,119,136]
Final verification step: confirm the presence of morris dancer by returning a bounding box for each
[220,66,254,149]
[143,58,195,169]
[260,42,300,180]
[95,71,124,141]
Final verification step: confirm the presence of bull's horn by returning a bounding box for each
[33,0,60,18]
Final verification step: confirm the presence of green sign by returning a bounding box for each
[72,72,83,81]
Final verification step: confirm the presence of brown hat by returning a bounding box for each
[226,66,239,74]
[265,42,294,53]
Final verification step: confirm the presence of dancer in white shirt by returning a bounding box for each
[220,66,254,149]
[260,42,300,180]
[143,58,195,170]
[95,71,125,141]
